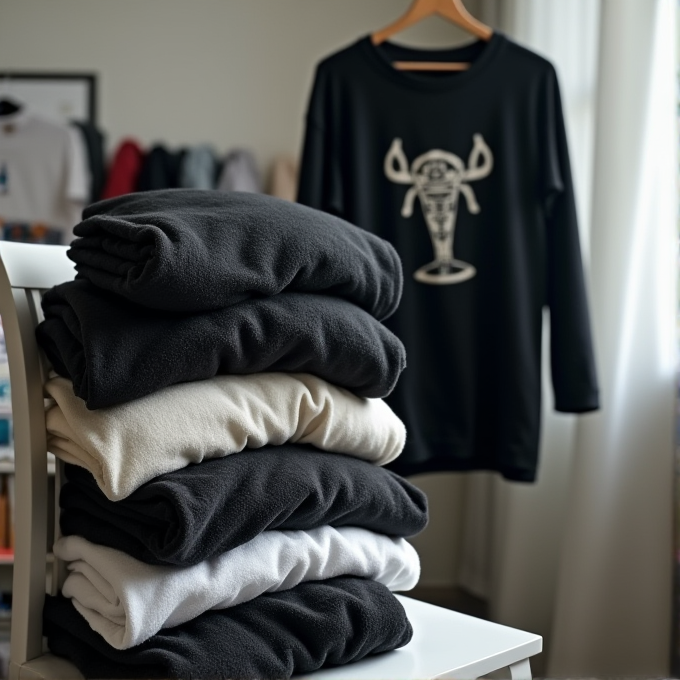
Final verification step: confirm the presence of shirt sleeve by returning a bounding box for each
[62,125,90,242]
[65,125,90,204]
[542,67,600,413]
[296,65,344,215]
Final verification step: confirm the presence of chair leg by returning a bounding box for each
[508,657,532,680]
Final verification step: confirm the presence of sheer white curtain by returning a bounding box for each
[464,0,677,675]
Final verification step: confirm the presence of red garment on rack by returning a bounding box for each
[101,139,144,199]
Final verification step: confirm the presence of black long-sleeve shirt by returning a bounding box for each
[298,33,599,482]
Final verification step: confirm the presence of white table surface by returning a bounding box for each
[300,595,542,680]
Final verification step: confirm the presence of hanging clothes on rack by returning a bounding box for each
[136,144,184,192]
[180,145,217,190]
[101,138,144,199]
[297,31,599,483]
[71,121,106,204]
[268,155,298,202]
[217,148,262,193]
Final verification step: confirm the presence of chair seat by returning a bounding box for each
[302,595,542,679]
[11,653,83,680]
[12,596,541,680]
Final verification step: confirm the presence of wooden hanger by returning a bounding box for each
[371,0,493,72]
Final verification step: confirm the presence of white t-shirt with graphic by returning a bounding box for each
[0,111,89,243]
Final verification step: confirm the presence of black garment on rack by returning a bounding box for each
[71,122,106,203]
[136,145,184,191]
[298,33,599,482]
[44,577,412,679]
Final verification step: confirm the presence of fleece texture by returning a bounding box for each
[45,373,405,501]
[44,577,413,679]
[54,527,419,649]
[60,445,428,566]
[36,279,405,409]
[68,189,403,318]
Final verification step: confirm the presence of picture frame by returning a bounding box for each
[0,72,97,126]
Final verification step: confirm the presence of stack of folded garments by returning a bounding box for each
[36,190,428,679]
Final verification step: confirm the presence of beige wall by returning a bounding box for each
[0,0,482,588]
[0,0,478,169]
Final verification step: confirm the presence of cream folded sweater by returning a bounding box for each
[45,373,406,501]
[55,527,420,649]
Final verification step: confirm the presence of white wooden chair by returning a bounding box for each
[0,241,542,680]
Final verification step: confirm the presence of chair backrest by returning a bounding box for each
[0,243,76,669]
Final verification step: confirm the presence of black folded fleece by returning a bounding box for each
[36,279,405,409]
[60,445,428,566]
[68,190,403,319]
[44,577,413,679]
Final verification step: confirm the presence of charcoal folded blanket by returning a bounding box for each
[45,373,405,501]
[60,445,428,566]
[44,578,413,679]
[68,190,403,318]
[36,279,405,409]
[54,528,419,649]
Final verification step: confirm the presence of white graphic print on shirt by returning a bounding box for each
[384,134,493,285]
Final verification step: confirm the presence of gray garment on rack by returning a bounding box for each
[180,145,217,190]
[217,148,262,193]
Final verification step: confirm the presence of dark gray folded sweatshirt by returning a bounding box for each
[68,189,403,319]
[60,445,428,566]
[44,577,413,679]
[36,279,406,408]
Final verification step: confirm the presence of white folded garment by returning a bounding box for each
[45,373,406,501]
[55,526,420,650]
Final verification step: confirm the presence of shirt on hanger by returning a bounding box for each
[181,145,217,190]
[71,121,106,204]
[217,149,262,194]
[101,139,144,200]
[268,155,298,202]
[297,33,599,482]
[0,111,89,243]
[136,144,184,192]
